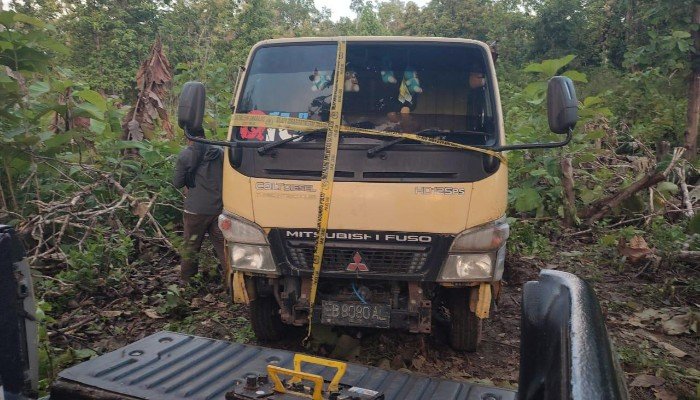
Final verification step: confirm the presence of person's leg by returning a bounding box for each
[181,213,208,281]
[206,215,227,279]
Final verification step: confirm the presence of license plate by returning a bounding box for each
[321,301,390,328]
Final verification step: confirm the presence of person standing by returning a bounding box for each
[173,132,226,282]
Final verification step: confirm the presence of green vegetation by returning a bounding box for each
[1,0,698,397]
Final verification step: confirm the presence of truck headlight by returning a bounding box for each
[219,213,278,274]
[438,253,494,281]
[438,217,508,282]
[230,243,277,273]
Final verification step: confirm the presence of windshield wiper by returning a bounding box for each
[367,129,489,157]
[257,129,327,155]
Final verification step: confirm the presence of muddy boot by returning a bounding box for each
[179,262,198,284]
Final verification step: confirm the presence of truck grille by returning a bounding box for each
[286,246,430,274]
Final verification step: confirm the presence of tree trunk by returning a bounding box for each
[560,157,576,227]
[685,4,700,161]
[0,173,7,211]
[625,0,638,53]
[656,140,671,161]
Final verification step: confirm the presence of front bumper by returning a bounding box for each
[285,280,432,333]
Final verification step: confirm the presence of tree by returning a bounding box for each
[350,0,366,14]
[356,2,387,36]
[684,4,699,160]
[417,0,494,41]
[333,16,357,36]
[60,0,162,97]
[274,0,329,36]
[233,0,276,65]
[377,0,406,34]
[620,0,697,158]
[528,0,599,65]
[9,0,62,21]
[159,0,238,83]
[401,1,423,35]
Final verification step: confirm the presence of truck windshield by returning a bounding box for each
[237,42,496,146]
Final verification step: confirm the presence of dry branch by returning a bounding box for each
[17,167,177,265]
[676,167,695,217]
[584,148,686,225]
[102,174,175,249]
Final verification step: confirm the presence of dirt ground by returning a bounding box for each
[42,237,698,399]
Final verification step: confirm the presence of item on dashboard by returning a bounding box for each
[344,70,360,92]
[398,67,422,107]
[380,56,397,84]
[310,68,332,92]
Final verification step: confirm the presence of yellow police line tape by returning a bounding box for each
[229,113,507,162]
[229,39,506,344]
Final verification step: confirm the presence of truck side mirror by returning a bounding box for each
[547,76,578,134]
[178,81,206,136]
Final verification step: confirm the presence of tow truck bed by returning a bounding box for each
[50,331,516,400]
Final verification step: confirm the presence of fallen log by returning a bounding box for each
[584,148,685,225]
[678,250,700,263]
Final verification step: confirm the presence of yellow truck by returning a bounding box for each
[177,37,578,351]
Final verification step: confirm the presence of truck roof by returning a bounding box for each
[253,36,492,50]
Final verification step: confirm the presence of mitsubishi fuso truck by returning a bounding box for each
[176,37,578,351]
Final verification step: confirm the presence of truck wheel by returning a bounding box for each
[249,296,284,342]
[448,287,482,352]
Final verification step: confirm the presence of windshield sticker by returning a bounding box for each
[266,112,291,141]
[241,111,310,141]
[265,112,310,141]
[240,109,267,140]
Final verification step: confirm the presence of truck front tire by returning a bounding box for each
[448,287,482,352]
[249,296,284,342]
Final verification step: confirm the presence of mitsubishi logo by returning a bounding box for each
[346,251,368,272]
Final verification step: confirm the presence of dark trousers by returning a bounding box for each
[181,213,226,281]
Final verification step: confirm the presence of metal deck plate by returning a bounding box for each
[57,331,516,400]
